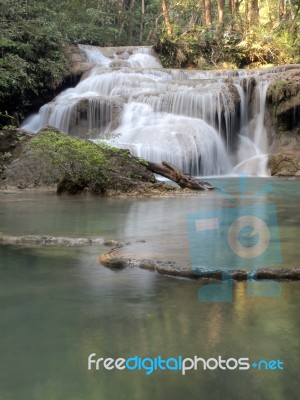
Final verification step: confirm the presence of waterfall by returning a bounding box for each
[113,102,231,176]
[22,44,277,176]
[233,80,270,176]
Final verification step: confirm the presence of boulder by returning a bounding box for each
[63,43,90,79]
[265,66,300,175]
[0,128,20,154]
[0,129,33,178]
[266,68,300,141]
[268,147,300,176]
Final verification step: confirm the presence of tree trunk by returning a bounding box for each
[279,0,286,21]
[146,161,215,191]
[250,0,260,26]
[162,0,172,35]
[140,0,145,42]
[118,0,124,29]
[217,0,225,26]
[265,0,273,24]
[202,0,212,25]
[244,0,249,29]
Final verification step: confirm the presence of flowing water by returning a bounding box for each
[0,178,299,399]
[21,45,294,177]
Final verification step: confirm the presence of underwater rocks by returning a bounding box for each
[0,234,104,246]
[99,247,300,281]
[1,232,299,280]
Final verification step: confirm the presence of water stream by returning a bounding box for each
[21,45,287,177]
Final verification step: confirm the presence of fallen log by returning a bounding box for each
[146,161,215,190]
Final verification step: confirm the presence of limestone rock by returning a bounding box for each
[268,147,300,176]
[266,68,300,133]
[0,129,33,179]
[265,66,300,171]
[65,96,125,138]
[63,43,90,79]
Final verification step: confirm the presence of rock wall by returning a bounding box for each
[63,43,90,80]
[265,66,300,176]
[268,147,300,177]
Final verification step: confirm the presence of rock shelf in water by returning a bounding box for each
[0,233,298,280]
[0,234,105,246]
[99,245,300,281]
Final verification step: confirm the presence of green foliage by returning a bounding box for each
[27,130,151,194]
[0,0,66,125]
[268,79,290,102]
[235,29,295,68]
[155,28,243,69]
[155,0,300,69]
[137,157,149,167]
[0,111,15,128]
[29,130,115,184]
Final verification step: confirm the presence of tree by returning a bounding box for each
[140,0,145,41]
[250,0,260,25]
[217,0,225,26]
[202,0,212,25]
[162,0,172,34]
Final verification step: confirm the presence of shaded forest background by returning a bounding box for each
[0,0,299,125]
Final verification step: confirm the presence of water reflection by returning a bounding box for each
[0,245,299,400]
[0,178,299,399]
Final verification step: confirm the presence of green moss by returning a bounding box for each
[29,130,114,183]
[268,79,290,103]
[137,157,149,167]
[26,130,155,194]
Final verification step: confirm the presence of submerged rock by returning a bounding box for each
[0,234,104,246]
[99,247,300,280]
[104,240,125,247]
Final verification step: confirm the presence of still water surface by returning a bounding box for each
[0,178,299,399]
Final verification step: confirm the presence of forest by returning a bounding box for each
[0,0,299,125]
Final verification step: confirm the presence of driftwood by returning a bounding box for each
[146,161,215,191]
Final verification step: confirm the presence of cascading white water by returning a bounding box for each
[113,102,231,176]
[233,80,270,176]
[21,44,277,176]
